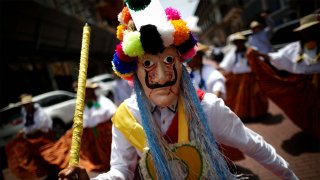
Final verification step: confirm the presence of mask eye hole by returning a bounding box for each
[164,56,174,64]
[143,60,154,69]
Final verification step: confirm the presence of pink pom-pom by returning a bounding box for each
[128,79,134,87]
[181,47,196,62]
[116,43,135,62]
[165,7,181,20]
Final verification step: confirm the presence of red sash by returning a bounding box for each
[163,89,205,144]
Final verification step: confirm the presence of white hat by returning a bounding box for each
[20,94,33,105]
[86,81,99,89]
[229,32,246,42]
[293,14,320,32]
[196,43,209,52]
[250,21,260,29]
[73,81,99,92]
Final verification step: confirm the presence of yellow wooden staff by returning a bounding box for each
[69,23,91,166]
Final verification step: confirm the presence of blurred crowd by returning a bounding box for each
[189,12,319,139]
[1,10,319,180]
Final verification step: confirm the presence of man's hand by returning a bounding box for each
[58,166,90,180]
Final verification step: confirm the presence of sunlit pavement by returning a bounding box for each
[234,100,320,180]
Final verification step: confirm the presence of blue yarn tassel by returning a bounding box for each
[133,75,171,180]
[182,66,230,179]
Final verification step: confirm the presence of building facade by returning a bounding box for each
[195,0,320,46]
[0,0,123,108]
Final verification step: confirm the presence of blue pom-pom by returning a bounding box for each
[112,53,137,74]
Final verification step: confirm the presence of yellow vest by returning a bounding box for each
[111,97,189,152]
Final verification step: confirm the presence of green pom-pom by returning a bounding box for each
[123,31,145,57]
[125,0,151,11]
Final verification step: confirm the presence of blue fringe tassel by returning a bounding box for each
[182,66,230,179]
[133,75,171,180]
[112,53,137,74]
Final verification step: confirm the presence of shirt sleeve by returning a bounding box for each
[268,42,299,73]
[202,93,298,180]
[83,96,117,128]
[264,26,272,39]
[25,105,52,134]
[219,50,235,72]
[37,107,53,132]
[268,53,293,72]
[204,68,226,97]
[100,96,117,121]
[212,80,226,94]
[91,125,138,180]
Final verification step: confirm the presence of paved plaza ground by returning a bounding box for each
[234,100,320,180]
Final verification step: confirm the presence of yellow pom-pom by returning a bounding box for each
[170,20,190,46]
[122,31,145,57]
[116,25,125,41]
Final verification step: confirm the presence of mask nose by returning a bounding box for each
[154,62,167,84]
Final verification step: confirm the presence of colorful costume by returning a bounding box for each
[91,1,297,179]
[268,41,320,73]
[94,91,297,179]
[220,39,268,120]
[5,103,54,179]
[247,41,320,139]
[190,64,227,99]
[41,95,116,172]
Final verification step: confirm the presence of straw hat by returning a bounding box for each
[293,14,320,32]
[86,81,99,89]
[20,94,33,105]
[229,32,246,42]
[250,21,260,29]
[196,43,209,52]
[73,81,99,92]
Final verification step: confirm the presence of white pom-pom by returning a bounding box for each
[158,22,174,47]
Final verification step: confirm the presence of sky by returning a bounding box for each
[159,0,200,19]
[159,0,201,32]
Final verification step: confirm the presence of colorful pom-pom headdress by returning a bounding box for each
[112,2,233,179]
[112,0,197,80]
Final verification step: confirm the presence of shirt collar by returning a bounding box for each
[150,98,178,114]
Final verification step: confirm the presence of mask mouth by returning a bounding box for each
[145,64,177,89]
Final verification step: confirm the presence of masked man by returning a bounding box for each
[59,1,297,179]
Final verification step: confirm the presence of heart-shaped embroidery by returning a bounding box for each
[141,144,204,179]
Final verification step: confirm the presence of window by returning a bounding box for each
[0,106,22,126]
[102,77,114,83]
[37,94,74,107]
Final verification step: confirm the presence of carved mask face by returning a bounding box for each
[136,46,182,107]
